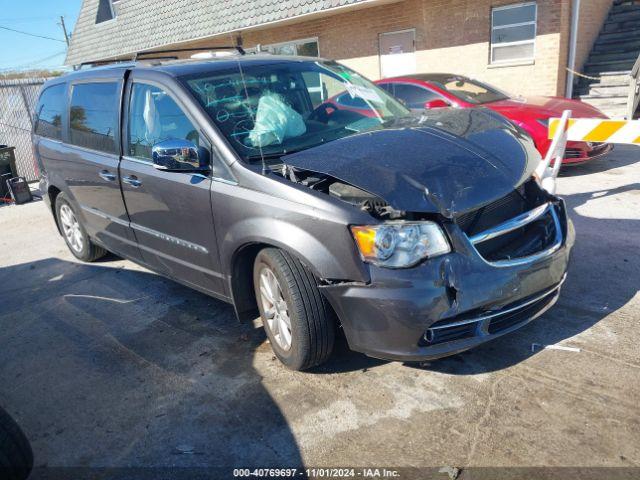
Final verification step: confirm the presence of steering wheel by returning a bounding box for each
[309,102,337,123]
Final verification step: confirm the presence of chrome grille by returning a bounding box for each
[455,185,527,236]
[564,148,583,159]
[467,202,563,267]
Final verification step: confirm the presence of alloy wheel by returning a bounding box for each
[59,204,84,254]
[258,267,292,351]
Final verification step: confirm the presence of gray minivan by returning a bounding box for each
[34,53,574,370]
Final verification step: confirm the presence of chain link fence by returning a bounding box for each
[0,78,48,182]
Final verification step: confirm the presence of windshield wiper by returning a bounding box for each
[245,148,306,162]
[245,152,283,161]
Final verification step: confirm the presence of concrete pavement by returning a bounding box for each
[0,146,638,476]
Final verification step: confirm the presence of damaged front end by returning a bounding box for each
[280,166,406,220]
[269,109,574,361]
[315,182,574,362]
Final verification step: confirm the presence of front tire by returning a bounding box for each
[55,193,107,262]
[253,248,335,371]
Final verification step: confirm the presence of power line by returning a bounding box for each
[0,51,67,72]
[0,16,60,22]
[0,12,75,21]
[0,25,66,43]
[20,51,67,69]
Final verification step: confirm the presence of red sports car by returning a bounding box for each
[375,74,613,165]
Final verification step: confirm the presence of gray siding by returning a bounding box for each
[66,0,373,65]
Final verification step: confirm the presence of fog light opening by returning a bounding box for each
[424,329,435,344]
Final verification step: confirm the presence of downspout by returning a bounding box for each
[565,0,581,98]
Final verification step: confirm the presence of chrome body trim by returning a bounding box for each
[80,205,210,254]
[98,170,117,182]
[469,202,551,245]
[122,175,142,187]
[467,202,564,268]
[131,222,209,254]
[428,274,567,331]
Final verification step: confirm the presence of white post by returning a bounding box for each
[565,0,581,99]
[536,109,571,194]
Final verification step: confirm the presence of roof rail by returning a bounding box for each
[133,45,245,61]
[77,59,133,69]
[134,56,179,63]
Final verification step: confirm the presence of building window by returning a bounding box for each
[490,2,537,64]
[96,0,118,24]
[249,38,319,57]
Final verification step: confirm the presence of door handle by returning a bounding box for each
[98,170,116,182]
[122,175,142,188]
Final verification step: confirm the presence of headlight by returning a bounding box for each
[350,221,451,268]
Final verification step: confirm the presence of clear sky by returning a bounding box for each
[0,0,82,72]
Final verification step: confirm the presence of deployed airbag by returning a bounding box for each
[248,92,306,147]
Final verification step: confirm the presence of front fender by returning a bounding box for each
[221,216,369,283]
[212,179,371,283]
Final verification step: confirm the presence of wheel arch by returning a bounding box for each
[48,185,63,234]
[229,242,267,323]
[228,237,340,323]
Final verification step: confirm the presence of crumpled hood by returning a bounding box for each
[488,96,608,119]
[283,108,540,217]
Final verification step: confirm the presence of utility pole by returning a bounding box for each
[59,16,70,47]
[58,15,76,70]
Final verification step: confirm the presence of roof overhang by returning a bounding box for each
[66,0,402,66]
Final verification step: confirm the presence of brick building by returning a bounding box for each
[66,0,614,98]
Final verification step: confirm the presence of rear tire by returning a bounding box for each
[253,248,335,371]
[0,406,33,480]
[55,192,107,262]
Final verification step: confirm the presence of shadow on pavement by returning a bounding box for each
[0,258,303,470]
[0,405,33,480]
[309,337,386,374]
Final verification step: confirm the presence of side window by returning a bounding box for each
[378,83,395,95]
[127,83,200,160]
[69,82,119,154]
[392,84,440,109]
[34,84,66,140]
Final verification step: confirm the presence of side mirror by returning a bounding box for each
[424,99,449,109]
[152,139,210,173]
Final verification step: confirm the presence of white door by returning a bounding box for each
[379,29,416,78]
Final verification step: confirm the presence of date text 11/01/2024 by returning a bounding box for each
[233,468,401,477]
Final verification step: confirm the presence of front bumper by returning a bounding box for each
[321,200,575,362]
[562,141,613,165]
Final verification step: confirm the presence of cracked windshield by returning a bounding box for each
[181,61,410,161]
